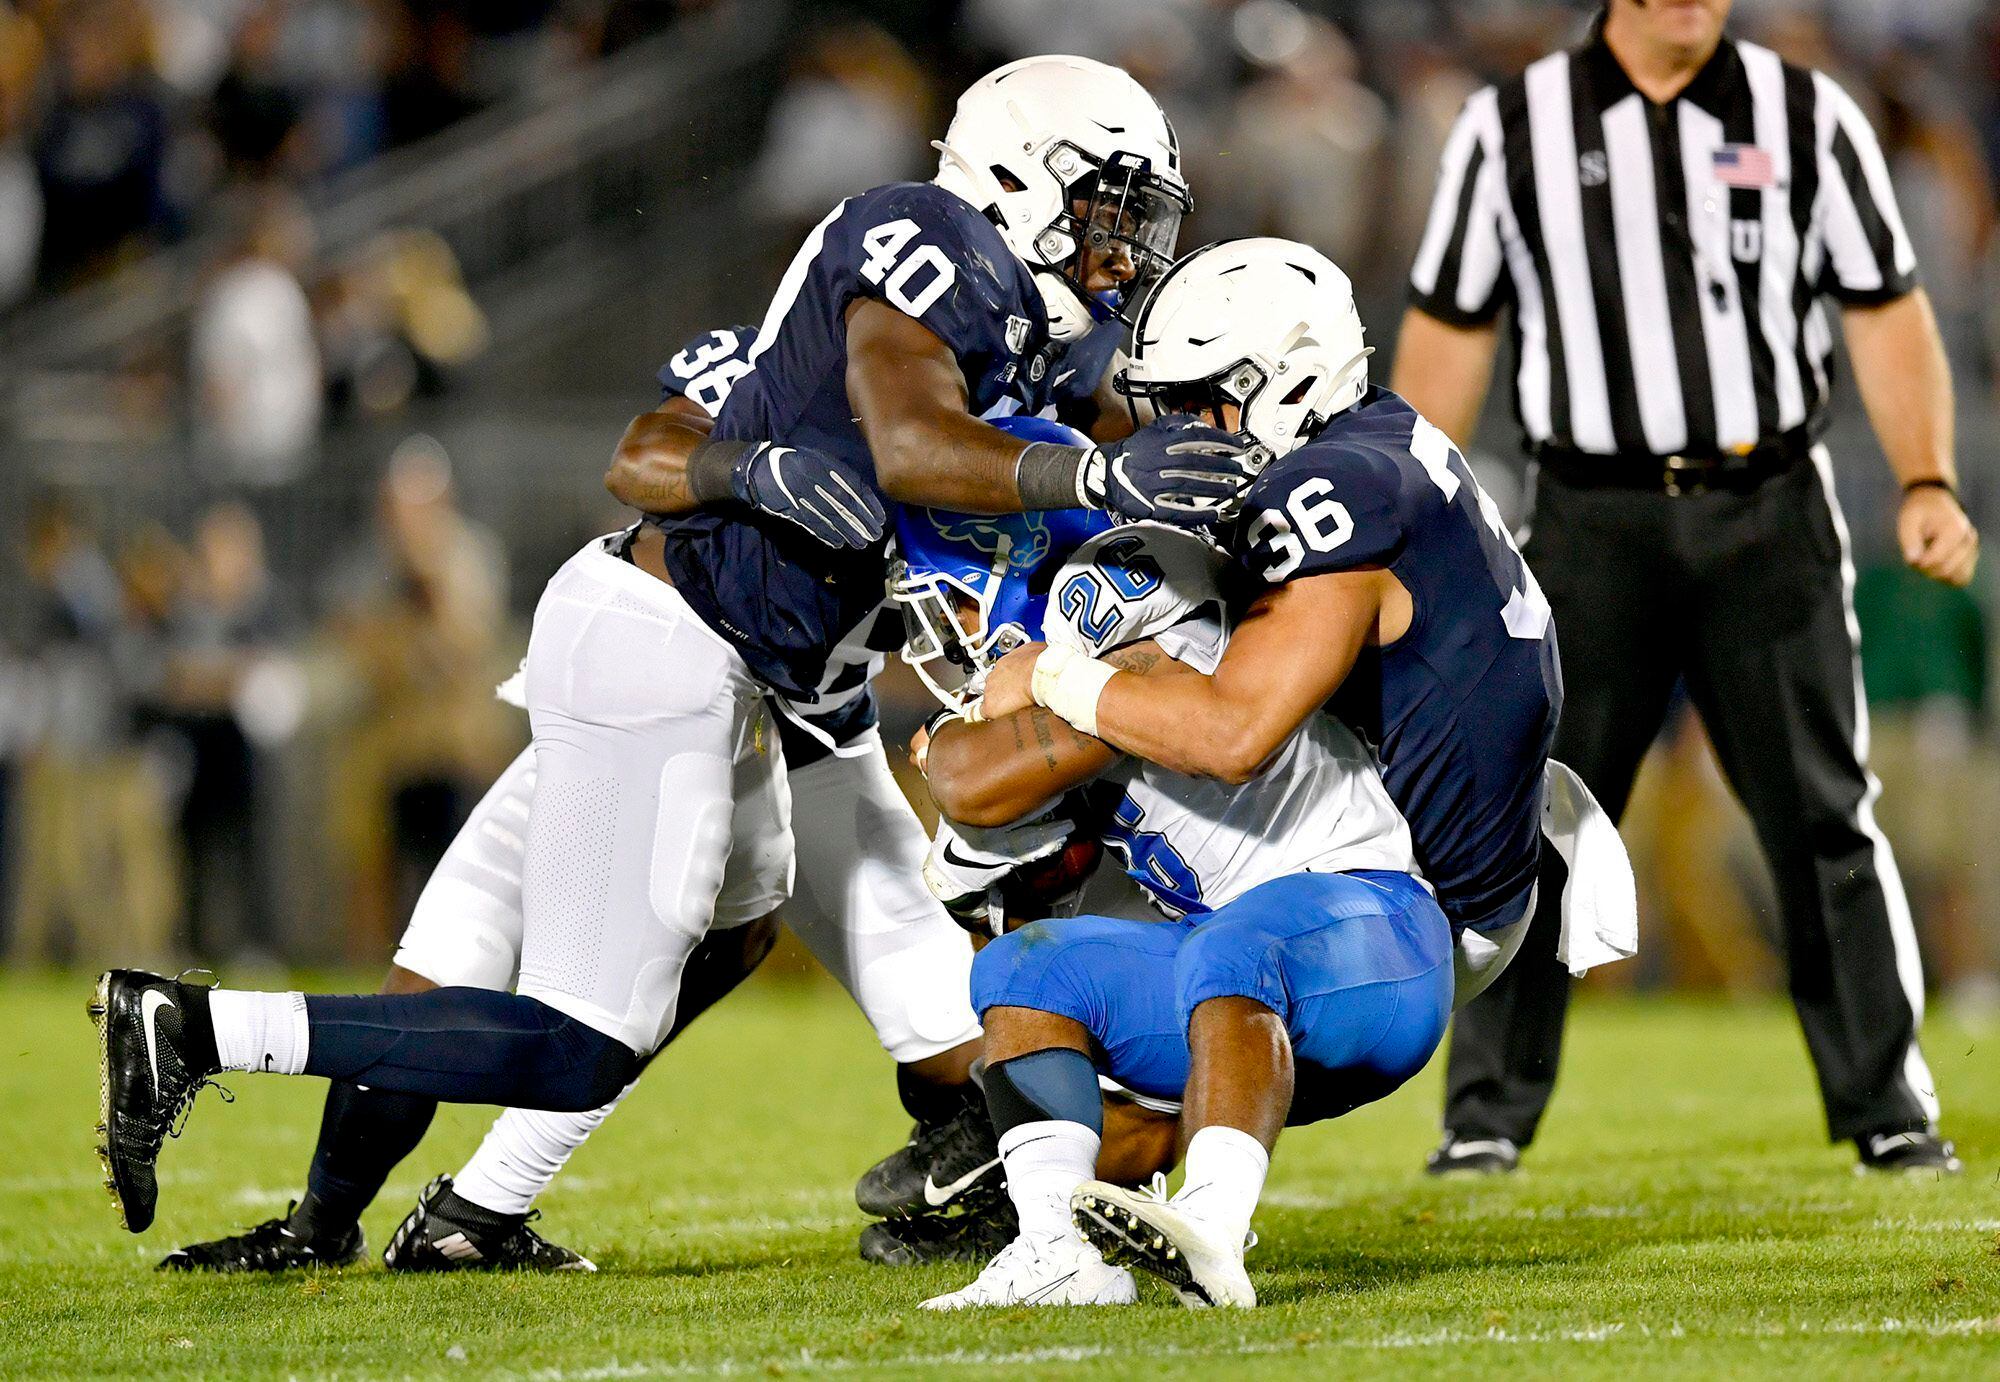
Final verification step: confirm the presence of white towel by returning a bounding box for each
[1541,760,1639,976]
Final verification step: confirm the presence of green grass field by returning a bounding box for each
[2,970,1996,1379]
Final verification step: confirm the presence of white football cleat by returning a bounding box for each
[918,1230,1136,1310]
[1071,1176,1256,1309]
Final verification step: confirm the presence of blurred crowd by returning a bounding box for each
[1,0,1997,1012]
[0,0,716,309]
[2,441,521,968]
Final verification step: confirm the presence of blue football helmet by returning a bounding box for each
[891,414,1111,710]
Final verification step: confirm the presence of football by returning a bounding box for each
[999,834,1105,923]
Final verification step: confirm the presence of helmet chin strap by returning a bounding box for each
[1036,272,1098,342]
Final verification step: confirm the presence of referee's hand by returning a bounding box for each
[1898,487,1979,588]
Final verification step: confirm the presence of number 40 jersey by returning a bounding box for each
[1046,524,1419,921]
[653,181,1061,704]
[1235,386,1564,933]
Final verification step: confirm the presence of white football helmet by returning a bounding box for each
[933,55,1190,341]
[1116,238,1373,460]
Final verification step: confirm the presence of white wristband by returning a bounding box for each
[1031,644,1118,737]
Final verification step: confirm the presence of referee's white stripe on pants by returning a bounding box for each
[1808,444,1939,1123]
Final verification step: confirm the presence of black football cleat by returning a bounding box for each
[1856,1129,1962,1176]
[90,970,224,1233]
[1424,1132,1521,1176]
[855,1103,1002,1218]
[382,1175,596,1272]
[159,1207,364,1272]
[858,1200,1018,1267]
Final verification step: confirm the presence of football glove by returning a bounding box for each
[1081,414,1261,529]
[732,442,887,549]
[923,815,1073,938]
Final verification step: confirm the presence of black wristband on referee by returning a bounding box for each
[1016,442,1093,510]
[1902,477,1958,501]
[686,436,752,506]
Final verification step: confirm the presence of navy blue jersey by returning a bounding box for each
[655,182,1059,701]
[1235,387,1562,929]
[650,321,897,768]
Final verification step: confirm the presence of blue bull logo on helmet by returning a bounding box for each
[928,510,1054,571]
[890,413,1112,711]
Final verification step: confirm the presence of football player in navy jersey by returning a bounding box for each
[152,339,1058,1275]
[956,239,1588,1298]
[89,57,1278,1246]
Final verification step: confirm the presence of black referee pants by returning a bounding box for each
[1442,452,1938,1146]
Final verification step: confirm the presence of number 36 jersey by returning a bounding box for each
[1046,525,1418,920]
[654,181,1060,702]
[1234,387,1563,932]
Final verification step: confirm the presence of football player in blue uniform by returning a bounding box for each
[936,239,1602,1304]
[89,56,1267,1243]
[886,507,1452,1309]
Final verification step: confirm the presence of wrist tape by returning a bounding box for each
[1031,644,1118,737]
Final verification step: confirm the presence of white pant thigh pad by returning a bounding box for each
[782,736,981,1062]
[514,539,788,1055]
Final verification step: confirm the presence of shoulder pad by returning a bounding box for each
[1236,435,1407,584]
[1046,524,1227,661]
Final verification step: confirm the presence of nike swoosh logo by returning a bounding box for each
[940,840,989,871]
[923,1156,1001,1206]
[1022,1269,1080,1304]
[140,989,175,1101]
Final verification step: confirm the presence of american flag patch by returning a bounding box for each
[1712,144,1778,189]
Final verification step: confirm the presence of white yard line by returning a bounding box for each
[503,1316,2000,1380]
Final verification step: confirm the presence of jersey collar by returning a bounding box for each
[1581,14,1740,115]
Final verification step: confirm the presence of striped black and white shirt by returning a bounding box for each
[1408,23,1917,459]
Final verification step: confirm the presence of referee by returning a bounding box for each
[1391,0,1976,1175]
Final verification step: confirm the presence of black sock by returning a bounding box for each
[896,1063,985,1129]
[174,983,221,1074]
[435,1185,526,1236]
[291,1082,438,1240]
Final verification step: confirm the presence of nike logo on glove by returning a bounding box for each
[140,989,175,1100]
[940,840,993,871]
[923,1157,1001,1207]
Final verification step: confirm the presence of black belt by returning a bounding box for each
[1534,429,1815,496]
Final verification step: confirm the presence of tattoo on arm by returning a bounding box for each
[1102,644,1165,676]
[1030,706,1061,772]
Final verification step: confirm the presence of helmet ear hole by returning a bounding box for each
[1281,375,1318,407]
[991,166,1027,193]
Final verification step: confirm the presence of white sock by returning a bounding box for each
[208,990,310,1075]
[998,1120,1100,1240]
[451,1081,637,1217]
[1174,1125,1269,1248]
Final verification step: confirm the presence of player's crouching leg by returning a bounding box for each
[921,915,1190,1309]
[773,742,999,1236]
[1077,872,1454,1307]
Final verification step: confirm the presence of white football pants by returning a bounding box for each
[392,537,978,1215]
